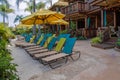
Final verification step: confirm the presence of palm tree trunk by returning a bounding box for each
[33,0,36,35]
[50,0,52,7]
[33,0,36,12]
[3,13,5,25]
[38,25,41,35]
[33,25,36,35]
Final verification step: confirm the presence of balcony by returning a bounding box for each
[61,1,86,15]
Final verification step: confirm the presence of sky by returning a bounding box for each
[0,0,58,27]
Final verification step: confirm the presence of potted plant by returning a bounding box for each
[90,37,102,45]
[116,38,120,49]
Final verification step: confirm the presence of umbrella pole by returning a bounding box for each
[33,24,36,35]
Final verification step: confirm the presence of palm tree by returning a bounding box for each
[24,1,45,13]
[0,4,14,24]
[36,2,45,10]
[23,1,45,35]
[24,1,33,14]
[16,0,46,35]
[0,0,10,6]
[16,0,35,12]
[16,0,37,35]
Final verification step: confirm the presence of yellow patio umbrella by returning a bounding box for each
[50,19,69,25]
[21,9,65,25]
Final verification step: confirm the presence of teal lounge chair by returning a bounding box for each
[41,38,81,69]
[29,38,66,57]
[26,36,54,52]
[25,34,55,51]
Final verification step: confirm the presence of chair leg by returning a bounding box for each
[42,57,68,69]
[70,51,81,61]
[48,62,62,69]
[65,56,69,63]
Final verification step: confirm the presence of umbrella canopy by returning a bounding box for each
[21,9,65,25]
[50,19,69,25]
[16,23,33,29]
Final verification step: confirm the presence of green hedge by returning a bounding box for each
[0,23,19,79]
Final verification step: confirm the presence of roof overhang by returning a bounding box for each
[90,0,120,7]
[49,1,68,10]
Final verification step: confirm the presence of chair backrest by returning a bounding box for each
[57,34,70,41]
[63,34,70,39]
[52,34,56,37]
[34,34,41,43]
[55,38,66,52]
[56,34,63,41]
[40,33,52,46]
[48,37,57,50]
[43,36,53,48]
[62,38,77,54]
[25,34,31,42]
[30,35,36,43]
[36,34,44,45]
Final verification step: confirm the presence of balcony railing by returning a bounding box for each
[61,1,86,15]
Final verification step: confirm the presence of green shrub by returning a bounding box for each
[116,42,120,46]
[91,37,102,44]
[117,38,120,42]
[0,23,19,80]
[116,38,120,47]
[0,23,15,40]
[60,30,68,34]
[77,36,87,40]
[0,40,19,80]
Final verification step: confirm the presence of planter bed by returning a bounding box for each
[114,47,120,52]
[91,43,115,49]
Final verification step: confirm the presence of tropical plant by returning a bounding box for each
[24,1,45,14]
[70,21,76,30]
[0,0,9,6]
[0,4,14,24]
[116,38,120,48]
[0,23,15,40]
[77,36,87,40]
[60,29,68,34]
[16,0,25,9]
[91,37,102,44]
[0,23,19,79]
[24,1,33,14]
[36,2,45,10]
[0,40,19,80]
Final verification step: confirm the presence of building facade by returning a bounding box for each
[61,0,120,38]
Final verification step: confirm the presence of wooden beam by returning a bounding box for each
[90,0,104,6]
[96,16,98,28]
[101,10,104,27]
[85,16,87,28]
[114,11,116,28]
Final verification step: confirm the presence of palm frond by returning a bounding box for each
[36,2,45,10]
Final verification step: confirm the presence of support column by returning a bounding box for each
[114,11,116,28]
[76,20,78,30]
[69,18,71,29]
[60,25,62,32]
[85,16,87,28]
[101,10,104,27]
[96,16,98,28]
